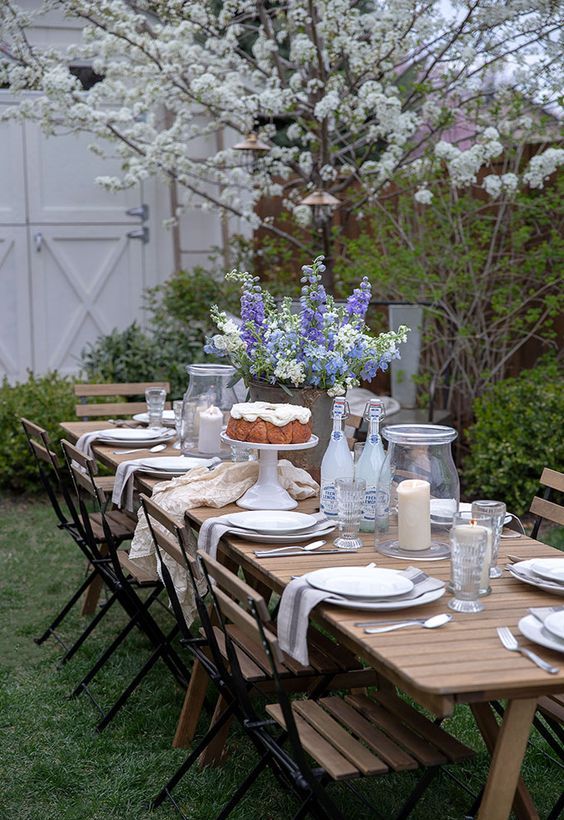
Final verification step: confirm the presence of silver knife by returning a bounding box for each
[255,549,342,558]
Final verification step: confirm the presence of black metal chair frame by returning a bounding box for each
[21,418,117,660]
[62,451,190,732]
[199,556,477,820]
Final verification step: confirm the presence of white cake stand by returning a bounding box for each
[220,432,319,510]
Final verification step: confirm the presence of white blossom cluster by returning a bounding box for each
[0,0,561,236]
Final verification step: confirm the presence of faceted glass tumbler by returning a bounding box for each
[471,500,506,579]
[335,478,366,550]
[145,387,166,428]
[172,400,183,450]
[448,523,488,613]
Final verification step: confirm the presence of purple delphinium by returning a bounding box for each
[300,257,327,347]
[345,277,371,325]
[240,277,265,352]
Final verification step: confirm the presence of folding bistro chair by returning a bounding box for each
[529,468,564,541]
[74,381,170,420]
[21,418,121,657]
[140,495,381,816]
[199,550,476,820]
[61,444,189,731]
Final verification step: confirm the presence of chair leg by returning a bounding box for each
[151,699,237,809]
[34,570,98,645]
[57,591,118,666]
[394,767,438,819]
[81,564,106,615]
[547,789,564,820]
[215,751,273,820]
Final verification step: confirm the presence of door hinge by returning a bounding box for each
[126,204,149,221]
[127,226,149,243]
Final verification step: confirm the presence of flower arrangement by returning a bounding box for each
[205,256,409,397]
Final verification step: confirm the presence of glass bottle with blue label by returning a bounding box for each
[320,398,354,517]
[355,399,386,531]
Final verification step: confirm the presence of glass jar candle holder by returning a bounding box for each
[376,424,459,554]
[335,478,366,550]
[180,364,238,457]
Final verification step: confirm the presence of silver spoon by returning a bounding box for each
[255,539,326,557]
[364,613,452,634]
[112,443,168,455]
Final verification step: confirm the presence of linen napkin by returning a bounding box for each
[529,606,564,625]
[198,511,329,561]
[127,459,319,626]
[75,427,170,458]
[508,563,564,592]
[278,567,445,666]
[111,456,222,511]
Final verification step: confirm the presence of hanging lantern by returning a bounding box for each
[299,189,341,226]
[233,132,270,171]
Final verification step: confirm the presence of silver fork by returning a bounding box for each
[496,626,559,674]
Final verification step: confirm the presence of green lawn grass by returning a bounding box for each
[1,498,562,820]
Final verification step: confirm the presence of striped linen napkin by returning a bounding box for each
[278,567,445,666]
[529,606,564,625]
[111,457,221,511]
[198,511,329,561]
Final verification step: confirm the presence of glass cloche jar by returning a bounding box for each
[180,364,238,456]
[376,424,459,554]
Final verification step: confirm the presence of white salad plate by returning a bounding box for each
[133,410,176,427]
[530,559,564,585]
[324,587,445,611]
[507,560,564,597]
[97,427,166,441]
[544,610,564,641]
[225,511,318,534]
[518,614,564,655]
[98,430,175,448]
[305,567,414,599]
[232,524,336,544]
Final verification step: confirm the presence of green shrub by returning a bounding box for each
[464,359,564,515]
[0,372,76,494]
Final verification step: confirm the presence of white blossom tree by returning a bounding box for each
[1,0,562,287]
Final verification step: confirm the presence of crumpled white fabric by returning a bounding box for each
[128,459,319,625]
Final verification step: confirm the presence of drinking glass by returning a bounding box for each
[334,478,366,550]
[172,400,183,450]
[471,500,506,578]
[448,521,488,613]
[145,387,166,429]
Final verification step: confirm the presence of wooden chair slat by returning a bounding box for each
[118,552,156,585]
[371,691,474,762]
[211,626,266,682]
[539,467,564,493]
[345,694,448,767]
[198,551,271,622]
[537,694,564,725]
[529,496,564,527]
[61,439,96,471]
[294,700,389,776]
[320,696,417,771]
[212,587,272,649]
[74,382,170,397]
[265,704,360,781]
[29,438,58,466]
[75,401,172,418]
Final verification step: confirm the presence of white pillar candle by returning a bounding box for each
[197,405,223,453]
[398,479,431,550]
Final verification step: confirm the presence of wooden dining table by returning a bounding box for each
[60,421,564,820]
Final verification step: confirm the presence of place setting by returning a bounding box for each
[112,455,222,511]
[507,556,564,597]
[197,509,336,561]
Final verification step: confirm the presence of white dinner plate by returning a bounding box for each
[305,567,414,599]
[133,410,176,427]
[98,431,175,448]
[530,559,564,585]
[324,586,445,611]
[137,456,217,477]
[508,560,564,597]
[231,524,336,544]
[518,614,564,655]
[544,610,564,641]
[97,427,167,441]
[225,511,317,534]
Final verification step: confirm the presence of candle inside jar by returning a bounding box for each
[197,405,223,453]
[397,479,431,550]
[452,523,490,586]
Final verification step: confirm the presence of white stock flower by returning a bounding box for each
[414,187,433,204]
[523,149,564,189]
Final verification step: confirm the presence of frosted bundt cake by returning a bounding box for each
[226,402,312,444]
